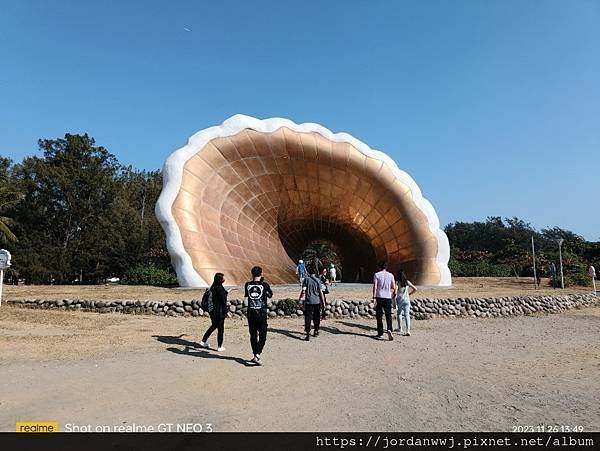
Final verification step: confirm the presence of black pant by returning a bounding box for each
[202,315,225,347]
[375,297,393,336]
[248,309,268,355]
[304,303,321,333]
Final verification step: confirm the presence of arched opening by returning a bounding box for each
[278,222,377,283]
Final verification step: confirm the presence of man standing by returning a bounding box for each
[299,265,324,341]
[373,261,396,341]
[245,266,273,365]
[296,259,306,286]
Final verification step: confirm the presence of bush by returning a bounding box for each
[124,263,177,286]
[448,258,513,277]
[278,298,300,315]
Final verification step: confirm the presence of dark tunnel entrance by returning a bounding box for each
[278,220,377,283]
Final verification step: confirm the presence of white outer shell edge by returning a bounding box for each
[155,114,452,288]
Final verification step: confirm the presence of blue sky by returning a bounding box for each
[1,1,598,239]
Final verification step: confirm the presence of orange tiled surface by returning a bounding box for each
[172,128,441,285]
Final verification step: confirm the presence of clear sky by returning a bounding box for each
[1,1,598,240]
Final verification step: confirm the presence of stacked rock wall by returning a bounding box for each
[7,294,598,319]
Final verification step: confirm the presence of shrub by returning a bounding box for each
[124,263,177,286]
[278,298,300,315]
[448,258,513,277]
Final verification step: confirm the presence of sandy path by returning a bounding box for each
[1,305,599,432]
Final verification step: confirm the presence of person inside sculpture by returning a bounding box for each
[244,266,273,365]
[373,261,396,341]
[296,259,306,286]
[199,273,229,351]
[319,267,330,319]
[299,265,325,341]
[395,269,417,336]
[329,263,337,286]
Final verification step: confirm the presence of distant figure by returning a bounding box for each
[395,270,417,336]
[245,266,273,365]
[199,273,229,352]
[589,265,597,295]
[550,263,557,289]
[372,261,396,341]
[299,265,324,341]
[329,263,337,286]
[319,267,330,319]
[355,266,365,283]
[296,259,306,286]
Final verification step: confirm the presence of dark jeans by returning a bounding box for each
[304,303,321,333]
[202,315,225,347]
[248,309,268,355]
[375,297,393,336]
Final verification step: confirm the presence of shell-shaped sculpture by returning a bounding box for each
[156,114,451,287]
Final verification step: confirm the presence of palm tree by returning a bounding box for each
[301,242,342,276]
[0,187,21,243]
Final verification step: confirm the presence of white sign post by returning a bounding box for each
[557,239,565,289]
[589,265,597,295]
[0,249,12,307]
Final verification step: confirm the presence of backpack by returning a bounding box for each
[201,288,214,313]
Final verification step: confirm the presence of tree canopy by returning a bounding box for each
[2,134,170,284]
[445,217,597,286]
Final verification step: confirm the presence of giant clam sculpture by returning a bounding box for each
[156,115,451,287]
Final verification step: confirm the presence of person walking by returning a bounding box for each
[395,270,417,336]
[296,259,306,286]
[199,273,229,351]
[244,266,273,365]
[299,265,324,341]
[372,261,396,341]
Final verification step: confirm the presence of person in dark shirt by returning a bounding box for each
[199,273,229,351]
[299,265,324,341]
[245,266,273,365]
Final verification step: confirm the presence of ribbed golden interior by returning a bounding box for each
[172,128,440,285]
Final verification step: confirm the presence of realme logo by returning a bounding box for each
[16,422,59,432]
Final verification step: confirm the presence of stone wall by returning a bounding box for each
[6,293,598,319]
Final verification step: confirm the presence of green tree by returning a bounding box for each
[0,158,23,243]
[302,242,341,274]
[10,134,120,282]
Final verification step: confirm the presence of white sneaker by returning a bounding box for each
[405,331,411,336]
[199,341,209,349]
[217,347,226,352]
[387,330,394,341]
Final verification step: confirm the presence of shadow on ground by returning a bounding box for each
[152,334,255,367]
[267,327,305,341]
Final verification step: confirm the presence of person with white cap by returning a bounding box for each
[296,259,306,286]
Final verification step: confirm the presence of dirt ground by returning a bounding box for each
[1,300,599,432]
[2,277,592,302]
